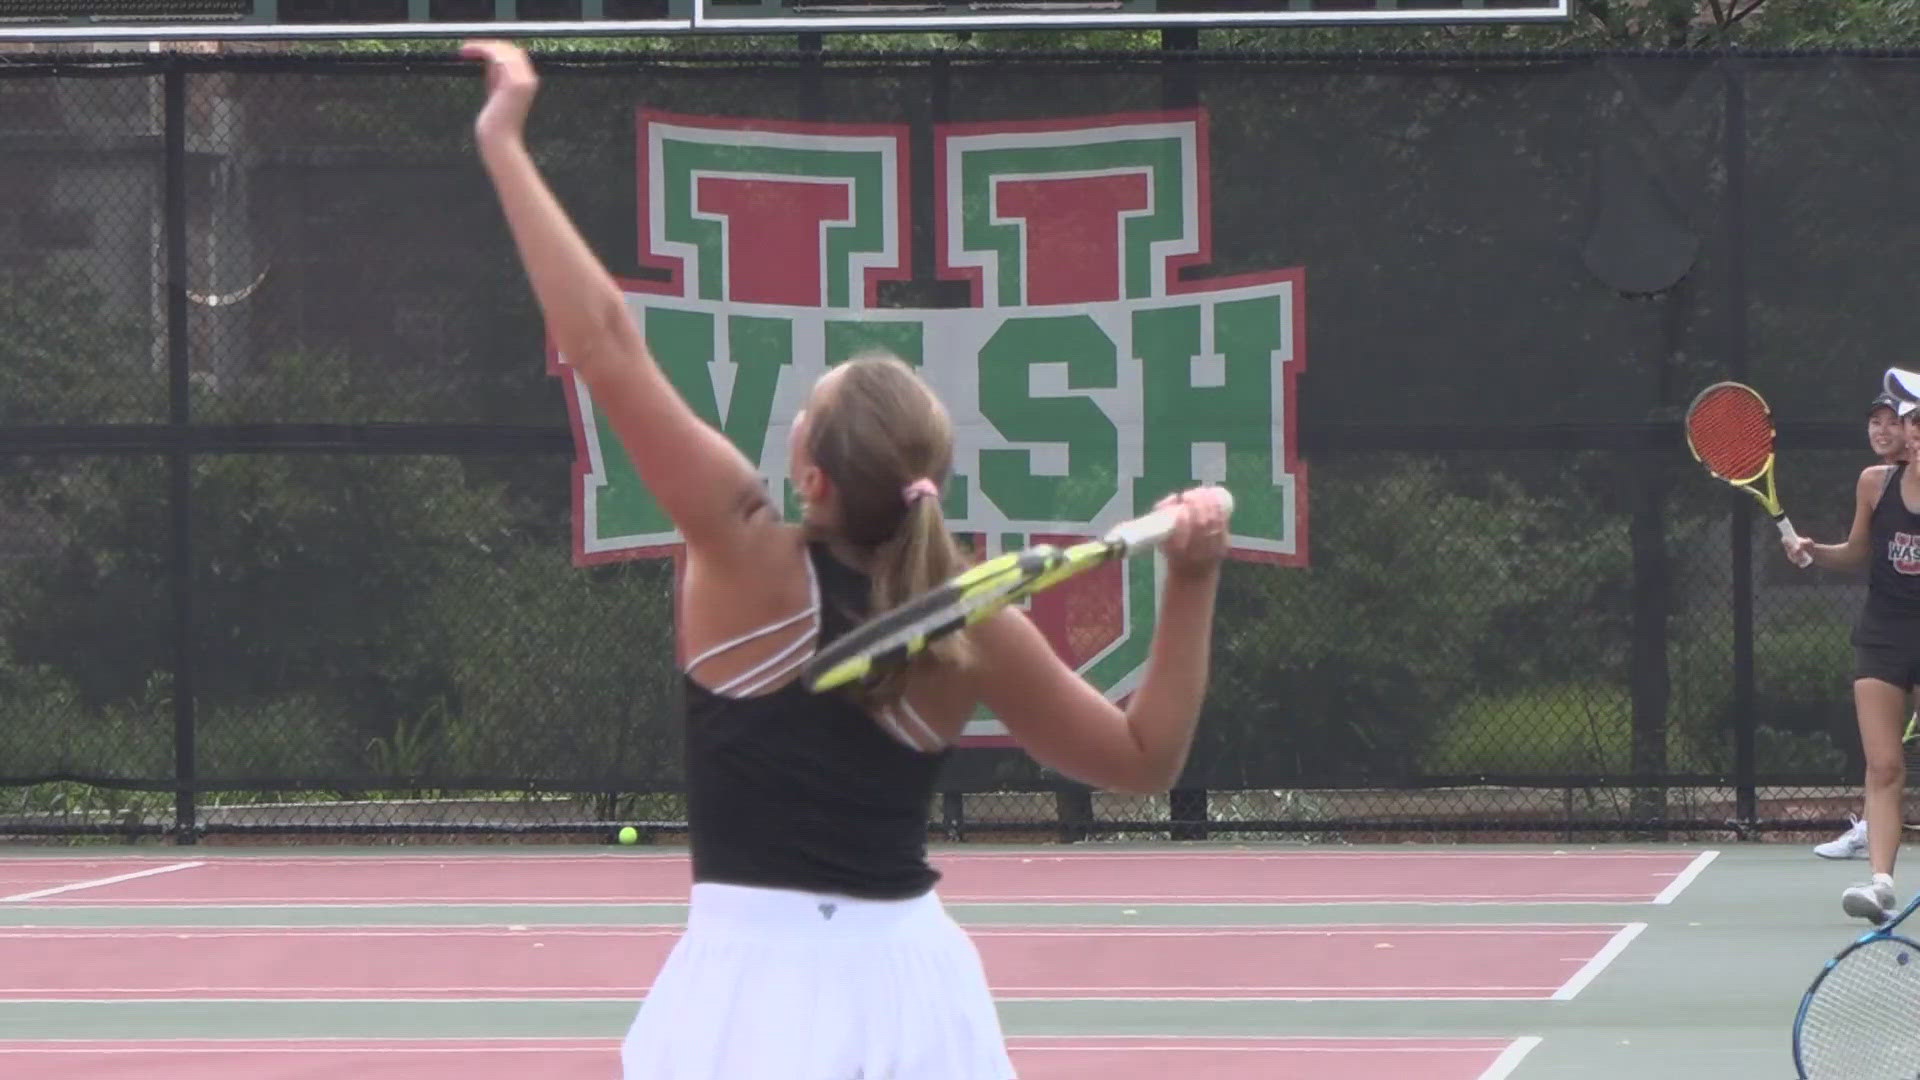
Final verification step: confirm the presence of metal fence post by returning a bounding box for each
[1161,23,1211,844]
[942,790,965,841]
[1724,60,1758,828]
[1056,788,1093,842]
[164,64,197,844]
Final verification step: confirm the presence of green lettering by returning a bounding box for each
[825,320,922,366]
[785,318,972,522]
[599,307,792,535]
[1134,299,1290,544]
[978,315,1120,523]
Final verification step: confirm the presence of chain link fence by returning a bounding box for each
[0,49,1912,843]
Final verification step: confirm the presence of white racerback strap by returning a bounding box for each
[683,550,949,751]
[683,554,822,697]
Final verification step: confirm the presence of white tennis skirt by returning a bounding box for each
[620,881,1017,1080]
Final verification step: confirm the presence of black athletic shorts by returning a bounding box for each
[1853,613,1920,691]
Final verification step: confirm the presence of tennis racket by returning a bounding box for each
[1792,891,1920,1078]
[804,489,1234,694]
[1684,381,1811,567]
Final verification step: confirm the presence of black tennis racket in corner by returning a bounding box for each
[1792,892,1920,1078]
[804,489,1234,694]
[1684,380,1812,568]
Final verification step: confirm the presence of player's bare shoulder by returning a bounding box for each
[1861,462,1898,496]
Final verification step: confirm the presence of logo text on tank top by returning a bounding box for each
[1892,531,1920,574]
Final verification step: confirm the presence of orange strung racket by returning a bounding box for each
[1684,381,1811,567]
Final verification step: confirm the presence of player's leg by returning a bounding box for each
[1814,691,1915,860]
[1841,676,1910,923]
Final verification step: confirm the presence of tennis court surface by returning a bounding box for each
[0,842,1866,1078]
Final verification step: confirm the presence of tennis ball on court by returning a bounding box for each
[617,826,638,845]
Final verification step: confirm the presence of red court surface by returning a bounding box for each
[0,1036,1542,1080]
[0,923,1640,1001]
[0,849,1716,906]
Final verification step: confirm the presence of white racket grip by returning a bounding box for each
[1105,507,1182,551]
[1103,488,1236,552]
[1776,515,1813,568]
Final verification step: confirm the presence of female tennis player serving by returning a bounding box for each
[1785,373,1920,925]
[463,41,1231,1079]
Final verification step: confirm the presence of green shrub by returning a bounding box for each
[431,543,680,789]
[1428,684,1631,775]
[1427,681,1737,777]
[195,693,367,783]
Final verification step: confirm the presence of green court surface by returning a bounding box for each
[0,841,1889,1078]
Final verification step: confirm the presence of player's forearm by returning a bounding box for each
[1118,565,1221,792]
[1809,541,1868,573]
[475,131,637,373]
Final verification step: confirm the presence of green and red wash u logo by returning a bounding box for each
[550,108,1307,743]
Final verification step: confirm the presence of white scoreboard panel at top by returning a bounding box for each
[0,0,1571,40]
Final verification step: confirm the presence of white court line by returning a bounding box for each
[0,924,689,936]
[0,1045,608,1056]
[0,994,1561,1004]
[0,1036,1505,1055]
[1651,850,1720,905]
[11,986,658,997]
[11,894,1678,909]
[5,984,1562,997]
[1550,923,1646,1000]
[0,862,205,903]
[1017,1046,1509,1054]
[0,996,645,1005]
[1478,1036,1544,1080]
[1009,1034,1517,1044]
[0,850,1713,867]
[1000,985,1558,994]
[0,923,1632,939]
[1015,993,1564,1003]
[962,892,1668,904]
[942,849,1712,859]
[896,849,1683,860]
[0,1039,602,1052]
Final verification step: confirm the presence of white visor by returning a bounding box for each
[1886,366,1920,403]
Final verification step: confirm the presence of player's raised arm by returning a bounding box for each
[462,40,777,559]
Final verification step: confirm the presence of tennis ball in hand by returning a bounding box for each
[617,826,638,845]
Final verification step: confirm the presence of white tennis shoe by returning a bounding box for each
[1815,815,1869,860]
[1841,879,1897,925]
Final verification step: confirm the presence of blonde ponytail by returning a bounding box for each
[857,493,973,711]
[799,353,978,711]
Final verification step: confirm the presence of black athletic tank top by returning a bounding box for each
[683,543,949,900]
[1866,462,1920,621]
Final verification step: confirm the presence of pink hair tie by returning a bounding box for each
[902,478,939,506]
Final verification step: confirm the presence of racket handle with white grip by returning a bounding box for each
[1102,488,1236,552]
[1775,515,1813,568]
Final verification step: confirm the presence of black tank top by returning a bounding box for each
[683,543,949,900]
[1866,462,1920,621]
